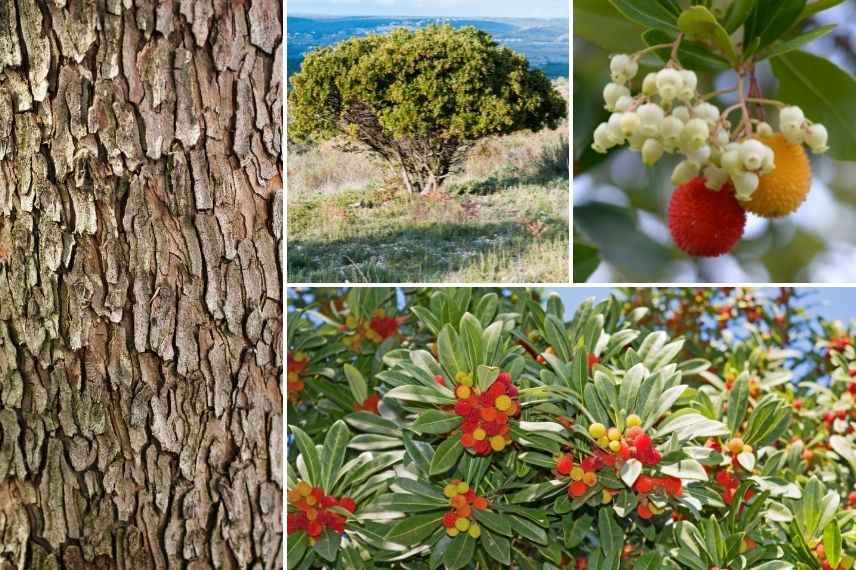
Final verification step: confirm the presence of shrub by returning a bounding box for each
[288,287,856,569]
[288,25,567,194]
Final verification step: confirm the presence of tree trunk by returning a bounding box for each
[0,1,283,568]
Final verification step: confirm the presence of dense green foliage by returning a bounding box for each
[288,25,566,193]
[287,287,856,569]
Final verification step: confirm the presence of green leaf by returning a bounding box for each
[386,513,443,545]
[370,493,447,513]
[459,312,485,372]
[321,420,351,491]
[509,515,548,545]
[291,425,322,486]
[384,385,455,405]
[722,0,757,33]
[759,24,835,59]
[481,527,511,565]
[343,363,368,404]
[677,6,738,63]
[287,532,308,570]
[444,534,476,570]
[438,325,461,377]
[313,530,341,562]
[744,0,807,56]
[473,509,512,537]
[598,509,624,561]
[609,0,680,32]
[823,520,842,568]
[772,49,856,162]
[726,375,749,433]
[574,0,646,52]
[429,436,465,476]
[411,410,462,435]
[476,365,500,392]
[573,242,600,283]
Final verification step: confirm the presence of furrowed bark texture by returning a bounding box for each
[0,0,283,568]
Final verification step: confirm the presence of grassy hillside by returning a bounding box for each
[287,82,569,283]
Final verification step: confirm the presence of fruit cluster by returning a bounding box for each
[588,416,662,466]
[287,481,356,540]
[441,480,489,538]
[287,351,310,402]
[594,49,828,257]
[555,453,602,498]
[452,371,520,455]
[341,309,401,351]
[634,475,683,520]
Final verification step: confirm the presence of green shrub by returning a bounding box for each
[288,25,567,194]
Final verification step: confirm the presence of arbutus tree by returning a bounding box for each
[287,25,567,195]
[0,0,283,567]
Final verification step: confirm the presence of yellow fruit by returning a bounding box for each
[489,436,507,452]
[602,489,614,504]
[468,523,481,539]
[583,472,598,486]
[455,517,471,532]
[447,527,460,537]
[456,482,469,494]
[597,436,609,448]
[609,440,621,452]
[743,444,753,454]
[495,395,512,411]
[742,133,811,218]
[473,428,487,441]
[607,427,621,441]
[456,385,471,399]
[443,484,458,498]
[589,423,607,438]
[626,414,642,428]
[570,467,585,481]
[456,372,474,387]
[295,481,312,496]
[727,438,745,455]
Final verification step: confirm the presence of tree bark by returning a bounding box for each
[0,1,283,568]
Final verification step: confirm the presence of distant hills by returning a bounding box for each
[287,15,569,80]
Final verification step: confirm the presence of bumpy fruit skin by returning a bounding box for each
[743,133,811,218]
[668,177,746,257]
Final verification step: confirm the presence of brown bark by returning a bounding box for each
[0,0,283,568]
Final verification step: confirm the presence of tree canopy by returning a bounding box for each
[288,25,567,193]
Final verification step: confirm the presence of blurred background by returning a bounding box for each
[573,0,856,283]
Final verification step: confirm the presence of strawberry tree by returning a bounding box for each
[574,2,856,281]
[287,421,403,569]
[286,287,856,569]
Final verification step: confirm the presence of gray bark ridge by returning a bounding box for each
[0,0,283,568]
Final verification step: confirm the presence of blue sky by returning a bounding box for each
[288,0,568,19]
[547,287,856,323]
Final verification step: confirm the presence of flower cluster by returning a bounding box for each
[441,480,489,538]
[287,351,310,402]
[341,309,401,351]
[593,53,829,202]
[452,371,520,454]
[287,481,356,540]
[588,416,662,466]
